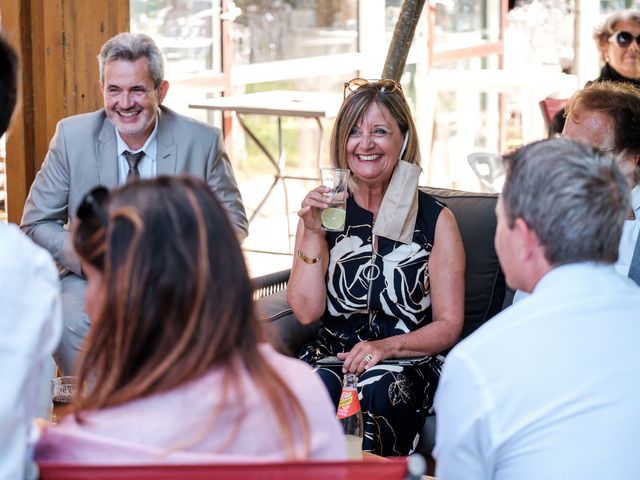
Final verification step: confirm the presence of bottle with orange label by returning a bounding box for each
[336,372,364,459]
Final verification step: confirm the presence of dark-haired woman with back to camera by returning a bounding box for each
[35,175,345,463]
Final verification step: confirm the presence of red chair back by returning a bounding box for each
[38,459,408,480]
[539,97,567,129]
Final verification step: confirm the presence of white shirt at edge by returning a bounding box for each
[616,184,640,276]
[0,223,62,479]
[434,262,640,480]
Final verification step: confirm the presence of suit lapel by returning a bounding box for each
[156,108,177,176]
[97,117,119,188]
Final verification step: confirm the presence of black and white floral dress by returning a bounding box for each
[299,191,445,456]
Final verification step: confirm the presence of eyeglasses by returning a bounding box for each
[608,31,640,48]
[553,133,616,153]
[77,186,110,228]
[343,78,402,99]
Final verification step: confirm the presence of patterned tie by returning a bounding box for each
[123,150,144,182]
[628,234,640,286]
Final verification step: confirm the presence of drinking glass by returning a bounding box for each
[50,376,81,423]
[320,168,349,231]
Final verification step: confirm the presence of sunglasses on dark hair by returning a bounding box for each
[77,186,110,228]
[343,78,402,99]
[608,30,640,48]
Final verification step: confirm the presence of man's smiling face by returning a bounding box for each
[101,58,168,150]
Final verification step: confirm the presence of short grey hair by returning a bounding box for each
[593,10,640,62]
[502,138,630,266]
[98,33,164,89]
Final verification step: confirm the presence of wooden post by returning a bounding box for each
[0,0,129,223]
[381,0,426,81]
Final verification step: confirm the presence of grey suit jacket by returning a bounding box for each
[20,106,248,276]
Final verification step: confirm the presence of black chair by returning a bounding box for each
[254,186,509,454]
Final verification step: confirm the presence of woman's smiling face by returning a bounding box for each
[606,20,640,80]
[346,101,404,188]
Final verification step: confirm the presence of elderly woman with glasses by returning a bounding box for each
[287,78,465,456]
[594,10,640,85]
[551,10,640,135]
[35,176,345,463]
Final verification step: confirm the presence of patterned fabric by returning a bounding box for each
[315,359,443,456]
[300,191,445,455]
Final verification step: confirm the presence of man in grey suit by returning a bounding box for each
[21,32,248,375]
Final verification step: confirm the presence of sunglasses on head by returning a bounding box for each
[343,78,402,99]
[77,186,110,228]
[608,30,640,48]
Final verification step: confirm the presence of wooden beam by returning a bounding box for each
[0,0,129,223]
[432,41,504,67]
[0,0,34,224]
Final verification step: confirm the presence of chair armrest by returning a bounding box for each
[252,268,320,357]
[252,268,291,300]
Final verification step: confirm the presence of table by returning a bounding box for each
[190,90,343,254]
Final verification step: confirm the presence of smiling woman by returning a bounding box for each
[551,10,640,135]
[287,79,465,456]
[595,11,640,82]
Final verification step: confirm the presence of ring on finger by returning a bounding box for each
[363,354,373,363]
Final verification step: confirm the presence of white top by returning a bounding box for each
[36,344,346,463]
[0,223,62,479]
[434,263,640,480]
[616,185,640,276]
[115,120,159,183]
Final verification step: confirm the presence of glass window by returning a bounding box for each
[131,0,220,75]
[230,0,358,65]
[600,0,640,11]
[426,55,504,192]
[130,0,513,197]
[434,0,501,52]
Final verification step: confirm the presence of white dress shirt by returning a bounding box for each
[434,263,640,480]
[616,184,640,276]
[115,120,159,184]
[0,223,62,479]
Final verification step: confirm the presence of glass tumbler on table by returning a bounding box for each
[50,376,81,423]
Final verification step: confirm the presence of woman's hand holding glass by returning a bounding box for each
[297,185,332,231]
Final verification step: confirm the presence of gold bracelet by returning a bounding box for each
[297,249,321,264]
[398,334,408,351]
